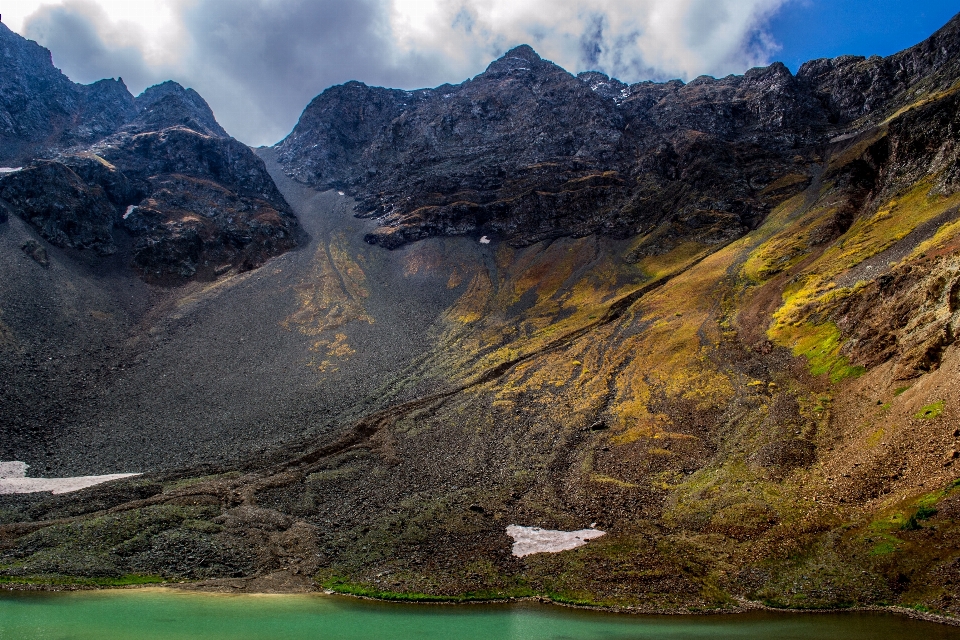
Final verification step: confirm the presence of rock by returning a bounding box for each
[797,14,960,125]
[277,15,960,252]
[124,173,298,280]
[0,22,136,164]
[0,161,119,255]
[129,81,229,138]
[93,126,300,280]
[20,240,48,268]
[0,22,300,281]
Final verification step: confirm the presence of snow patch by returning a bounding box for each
[479,236,491,244]
[0,462,28,478]
[506,525,606,557]
[338,191,345,196]
[123,205,138,219]
[0,167,22,174]
[0,461,140,495]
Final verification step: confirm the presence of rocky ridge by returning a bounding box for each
[277,15,960,253]
[0,25,300,280]
[0,21,135,165]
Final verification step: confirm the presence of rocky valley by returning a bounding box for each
[1,11,960,619]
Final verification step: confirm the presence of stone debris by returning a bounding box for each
[0,461,140,495]
[506,525,606,557]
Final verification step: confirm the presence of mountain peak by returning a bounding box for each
[502,44,541,62]
[133,81,228,138]
[484,44,553,76]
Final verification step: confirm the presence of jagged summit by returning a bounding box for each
[501,44,541,61]
[0,25,235,164]
[0,22,299,280]
[276,11,960,250]
[0,21,123,163]
[130,81,229,138]
[483,43,563,77]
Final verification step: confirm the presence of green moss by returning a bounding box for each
[182,519,223,534]
[777,322,865,383]
[320,577,534,602]
[902,506,939,532]
[915,401,945,420]
[545,591,605,607]
[894,386,911,397]
[871,539,900,555]
[0,574,165,587]
[164,472,239,491]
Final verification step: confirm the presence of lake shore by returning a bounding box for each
[2,576,958,628]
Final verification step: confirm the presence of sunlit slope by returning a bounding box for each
[236,91,960,608]
[3,90,960,614]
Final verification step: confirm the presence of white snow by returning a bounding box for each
[479,236,491,244]
[506,525,606,557]
[123,205,138,219]
[0,461,140,495]
[0,462,28,478]
[338,191,345,196]
[0,167,22,174]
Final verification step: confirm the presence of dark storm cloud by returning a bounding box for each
[23,2,159,90]
[580,14,605,69]
[17,0,791,146]
[21,0,460,145]
[179,0,449,145]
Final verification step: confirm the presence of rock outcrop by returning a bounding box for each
[0,22,136,165]
[277,15,960,251]
[0,25,300,281]
[0,160,120,254]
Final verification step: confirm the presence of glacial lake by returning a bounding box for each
[2,590,960,640]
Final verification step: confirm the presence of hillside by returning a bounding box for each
[0,13,959,616]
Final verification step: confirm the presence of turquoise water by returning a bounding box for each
[2,590,959,640]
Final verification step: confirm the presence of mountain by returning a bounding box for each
[1,13,960,617]
[278,16,960,253]
[0,23,301,278]
[0,21,135,165]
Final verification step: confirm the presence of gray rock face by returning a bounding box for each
[0,22,136,164]
[0,23,301,281]
[0,161,120,255]
[129,81,230,138]
[276,14,960,250]
[798,15,960,124]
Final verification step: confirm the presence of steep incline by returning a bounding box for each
[0,22,135,164]
[0,27,303,467]
[1,10,960,618]
[277,15,960,254]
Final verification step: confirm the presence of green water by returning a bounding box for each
[1,590,959,640]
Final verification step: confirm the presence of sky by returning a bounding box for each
[1,1,958,146]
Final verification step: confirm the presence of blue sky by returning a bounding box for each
[771,0,960,71]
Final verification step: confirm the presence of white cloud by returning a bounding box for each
[8,0,792,145]
[389,0,789,81]
[11,0,183,68]
[20,0,185,90]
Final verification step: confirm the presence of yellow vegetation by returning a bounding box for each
[282,232,373,372]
